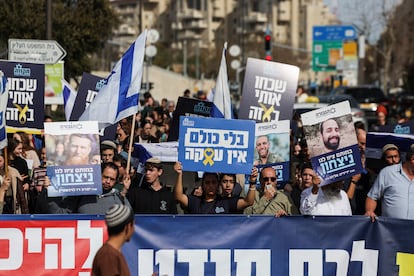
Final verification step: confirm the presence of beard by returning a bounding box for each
[324,136,340,150]
[323,186,341,199]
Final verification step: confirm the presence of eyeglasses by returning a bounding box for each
[262,177,276,182]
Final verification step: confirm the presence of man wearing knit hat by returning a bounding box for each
[92,204,134,276]
[381,144,400,166]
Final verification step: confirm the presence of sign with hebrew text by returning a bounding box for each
[238,58,299,122]
[178,116,255,174]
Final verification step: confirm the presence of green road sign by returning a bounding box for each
[312,40,343,72]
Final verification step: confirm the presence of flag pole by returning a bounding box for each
[3,147,8,177]
[126,114,136,174]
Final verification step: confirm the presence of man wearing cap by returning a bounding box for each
[127,157,177,214]
[92,204,134,276]
[366,145,414,221]
[382,144,400,166]
[101,140,117,164]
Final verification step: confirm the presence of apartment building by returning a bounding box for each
[110,0,337,84]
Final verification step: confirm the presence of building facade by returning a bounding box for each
[109,0,338,87]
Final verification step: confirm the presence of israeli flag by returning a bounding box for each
[0,70,7,149]
[79,30,147,130]
[211,42,232,119]
[62,79,77,121]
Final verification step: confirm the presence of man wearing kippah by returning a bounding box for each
[92,204,134,276]
[366,145,414,221]
[127,157,177,214]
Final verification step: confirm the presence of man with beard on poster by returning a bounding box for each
[300,174,351,216]
[320,118,341,153]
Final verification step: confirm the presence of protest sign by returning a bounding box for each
[249,120,290,189]
[44,121,102,197]
[69,72,116,139]
[178,116,255,174]
[301,101,362,186]
[168,97,213,141]
[70,72,105,121]
[365,121,414,171]
[44,61,64,104]
[0,61,44,134]
[238,58,299,122]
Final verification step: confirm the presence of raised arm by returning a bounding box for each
[173,161,189,208]
[237,167,258,210]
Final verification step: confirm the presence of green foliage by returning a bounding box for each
[0,0,119,82]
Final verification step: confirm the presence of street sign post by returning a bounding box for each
[312,25,357,72]
[8,39,67,64]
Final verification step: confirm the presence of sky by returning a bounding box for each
[323,0,402,43]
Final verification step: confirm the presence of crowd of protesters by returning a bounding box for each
[0,88,413,222]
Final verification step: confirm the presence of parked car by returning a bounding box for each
[329,85,388,127]
[293,94,368,129]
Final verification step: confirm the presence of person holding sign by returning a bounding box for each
[39,162,131,214]
[254,135,284,165]
[173,161,255,214]
[243,167,298,216]
[320,118,341,153]
[300,174,351,216]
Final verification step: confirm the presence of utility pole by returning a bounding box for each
[46,0,52,39]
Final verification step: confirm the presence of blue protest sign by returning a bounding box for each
[178,116,255,174]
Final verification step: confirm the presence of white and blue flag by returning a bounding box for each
[211,42,232,119]
[0,70,7,149]
[62,79,77,121]
[79,30,147,130]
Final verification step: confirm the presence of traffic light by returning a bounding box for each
[265,35,271,51]
[264,34,272,61]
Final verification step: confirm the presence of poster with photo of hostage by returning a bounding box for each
[178,116,255,175]
[252,120,290,189]
[44,121,102,197]
[301,101,363,187]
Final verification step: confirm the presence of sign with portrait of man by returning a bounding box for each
[44,121,102,197]
[301,101,363,186]
[254,120,290,187]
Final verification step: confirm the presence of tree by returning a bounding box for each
[335,0,401,91]
[0,0,119,84]
[381,0,414,90]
